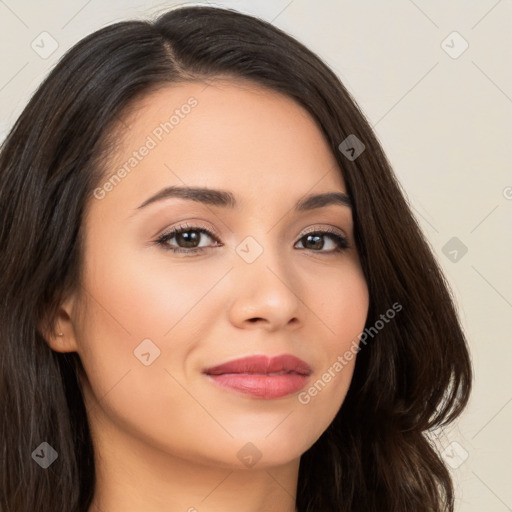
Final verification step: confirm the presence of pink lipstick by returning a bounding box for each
[203,354,312,399]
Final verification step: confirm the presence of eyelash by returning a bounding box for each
[155,222,350,256]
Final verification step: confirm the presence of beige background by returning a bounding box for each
[1,1,511,509]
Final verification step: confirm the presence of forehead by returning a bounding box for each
[93,78,347,215]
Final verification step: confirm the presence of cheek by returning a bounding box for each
[306,256,369,345]
[73,247,216,456]
[295,259,368,415]
[74,240,232,404]
[80,238,232,342]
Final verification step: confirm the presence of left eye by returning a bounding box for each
[296,231,349,252]
[156,224,349,255]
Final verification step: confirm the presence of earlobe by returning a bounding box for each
[42,294,80,354]
[46,327,79,353]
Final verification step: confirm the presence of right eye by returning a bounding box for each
[156,223,221,255]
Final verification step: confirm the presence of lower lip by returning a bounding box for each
[205,373,310,399]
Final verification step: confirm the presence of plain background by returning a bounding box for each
[1,1,511,509]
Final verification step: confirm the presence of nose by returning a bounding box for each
[227,248,302,332]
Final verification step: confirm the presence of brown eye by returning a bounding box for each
[295,230,349,253]
[156,224,220,254]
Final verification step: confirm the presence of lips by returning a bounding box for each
[203,354,312,399]
[203,354,312,376]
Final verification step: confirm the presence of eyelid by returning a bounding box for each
[300,224,347,238]
[156,221,221,241]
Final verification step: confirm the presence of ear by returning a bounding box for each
[42,293,80,354]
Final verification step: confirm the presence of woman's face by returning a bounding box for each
[61,79,369,469]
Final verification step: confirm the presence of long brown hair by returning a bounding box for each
[0,5,472,511]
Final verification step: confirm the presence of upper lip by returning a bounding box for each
[203,354,312,376]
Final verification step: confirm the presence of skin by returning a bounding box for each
[47,78,369,512]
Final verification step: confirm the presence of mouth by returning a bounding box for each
[203,354,312,399]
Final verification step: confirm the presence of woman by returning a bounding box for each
[0,5,472,512]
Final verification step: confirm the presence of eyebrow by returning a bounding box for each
[135,186,352,212]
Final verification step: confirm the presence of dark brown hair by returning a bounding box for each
[0,5,472,511]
